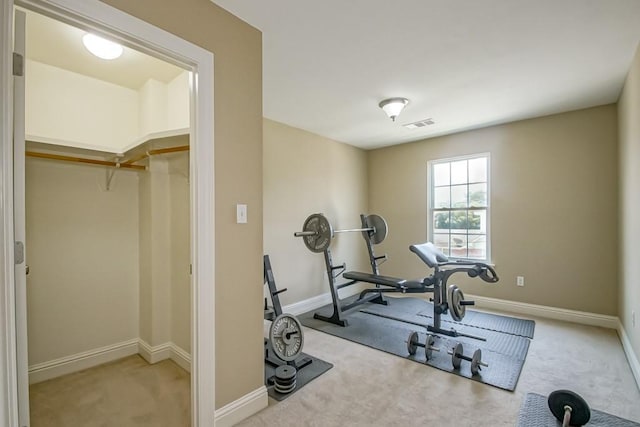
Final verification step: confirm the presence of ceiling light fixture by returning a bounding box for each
[379,97,409,122]
[82,33,123,60]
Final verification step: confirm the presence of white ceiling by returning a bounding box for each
[212,0,640,149]
[24,10,184,90]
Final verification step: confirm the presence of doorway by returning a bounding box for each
[1,0,215,425]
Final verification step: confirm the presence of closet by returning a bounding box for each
[23,8,192,392]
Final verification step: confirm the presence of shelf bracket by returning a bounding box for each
[105,158,122,191]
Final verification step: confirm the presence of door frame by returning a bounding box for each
[0,0,216,426]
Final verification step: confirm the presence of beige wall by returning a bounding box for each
[618,43,640,358]
[26,59,138,151]
[25,158,140,365]
[169,152,191,353]
[138,158,172,347]
[139,151,191,352]
[26,59,189,153]
[368,105,619,315]
[101,0,264,407]
[263,119,369,306]
[27,151,190,367]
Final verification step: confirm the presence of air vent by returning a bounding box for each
[403,118,435,129]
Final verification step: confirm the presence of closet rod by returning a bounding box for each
[123,145,190,165]
[26,151,146,170]
[148,145,189,155]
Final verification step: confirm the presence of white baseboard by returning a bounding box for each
[138,339,191,371]
[28,338,139,384]
[286,290,620,331]
[29,339,192,385]
[618,320,640,389]
[214,385,268,427]
[467,294,619,329]
[282,285,367,316]
[138,339,172,364]
[283,292,332,316]
[169,343,191,373]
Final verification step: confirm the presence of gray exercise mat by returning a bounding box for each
[416,305,535,338]
[298,297,530,391]
[265,352,333,401]
[517,393,640,426]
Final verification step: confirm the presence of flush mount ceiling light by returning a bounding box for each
[379,97,409,122]
[82,33,123,60]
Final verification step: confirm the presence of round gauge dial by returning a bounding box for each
[269,314,304,362]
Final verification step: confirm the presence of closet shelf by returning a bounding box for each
[123,145,189,166]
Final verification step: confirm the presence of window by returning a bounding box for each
[428,154,490,261]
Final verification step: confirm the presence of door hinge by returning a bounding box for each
[13,52,24,77]
[15,241,24,264]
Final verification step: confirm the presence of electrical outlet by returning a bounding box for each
[516,276,525,287]
[633,311,636,328]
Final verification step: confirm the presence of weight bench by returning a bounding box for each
[311,214,438,327]
[357,242,499,341]
[342,271,433,295]
[300,213,499,333]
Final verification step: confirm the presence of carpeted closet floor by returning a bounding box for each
[29,355,190,427]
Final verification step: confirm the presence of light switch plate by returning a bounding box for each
[237,204,247,224]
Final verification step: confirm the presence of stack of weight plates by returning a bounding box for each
[274,365,297,394]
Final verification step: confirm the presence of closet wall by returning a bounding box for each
[25,56,191,381]
[26,158,140,367]
[25,58,189,152]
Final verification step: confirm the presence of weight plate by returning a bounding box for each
[274,376,297,386]
[274,365,297,380]
[269,314,304,362]
[407,331,419,355]
[274,381,297,394]
[548,390,591,426]
[424,334,436,361]
[471,349,483,375]
[451,343,463,369]
[364,214,388,245]
[448,285,466,322]
[301,213,333,253]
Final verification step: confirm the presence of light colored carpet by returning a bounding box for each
[29,355,190,427]
[27,309,640,427]
[240,308,640,427]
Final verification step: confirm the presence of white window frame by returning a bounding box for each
[427,152,491,263]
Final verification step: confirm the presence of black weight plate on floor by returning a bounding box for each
[275,365,297,380]
[548,390,591,426]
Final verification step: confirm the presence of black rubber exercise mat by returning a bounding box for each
[517,393,640,426]
[417,304,535,338]
[265,352,333,401]
[298,296,531,391]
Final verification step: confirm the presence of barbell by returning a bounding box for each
[407,331,440,361]
[294,213,388,253]
[447,343,488,375]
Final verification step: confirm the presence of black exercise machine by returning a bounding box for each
[263,255,312,372]
[355,241,498,340]
[294,213,499,337]
[294,213,432,326]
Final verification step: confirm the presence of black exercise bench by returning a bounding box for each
[342,271,433,294]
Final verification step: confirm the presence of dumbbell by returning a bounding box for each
[406,331,440,361]
[447,343,488,375]
[547,390,591,426]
